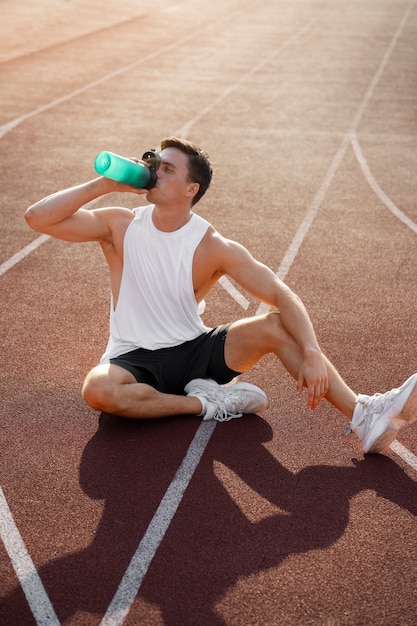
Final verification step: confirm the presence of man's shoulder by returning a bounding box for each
[197,225,232,259]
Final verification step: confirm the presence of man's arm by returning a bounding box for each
[212,234,329,408]
[24,176,145,242]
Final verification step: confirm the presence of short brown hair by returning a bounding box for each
[160,137,213,206]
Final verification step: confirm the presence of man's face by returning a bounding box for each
[147,147,194,206]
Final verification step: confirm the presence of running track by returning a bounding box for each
[1,1,417,624]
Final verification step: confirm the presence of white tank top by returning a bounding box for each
[101,205,211,361]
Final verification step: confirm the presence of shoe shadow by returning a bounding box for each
[1,413,416,625]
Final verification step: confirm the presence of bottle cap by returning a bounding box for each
[142,149,161,172]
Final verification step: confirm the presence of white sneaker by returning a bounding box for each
[347,373,417,453]
[185,378,269,422]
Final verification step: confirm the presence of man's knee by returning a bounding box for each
[82,363,134,412]
[82,366,110,411]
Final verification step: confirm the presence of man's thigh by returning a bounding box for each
[84,362,138,387]
[225,313,277,373]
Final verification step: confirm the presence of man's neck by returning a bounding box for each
[151,204,193,232]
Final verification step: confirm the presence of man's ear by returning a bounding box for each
[186,182,200,199]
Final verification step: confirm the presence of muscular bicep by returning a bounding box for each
[37,208,111,242]
[24,177,135,243]
[25,205,133,245]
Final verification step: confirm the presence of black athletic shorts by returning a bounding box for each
[109,324,241,395]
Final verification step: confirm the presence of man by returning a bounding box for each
[25,136,417,453]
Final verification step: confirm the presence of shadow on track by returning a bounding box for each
[1,414,416,624]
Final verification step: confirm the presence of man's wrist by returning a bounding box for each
[303,345,322,357]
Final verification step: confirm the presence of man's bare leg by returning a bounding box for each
[82,363,202,419]
[224,311,357,419]
[223,311,417,453]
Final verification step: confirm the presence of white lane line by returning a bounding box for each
[257,132,351,311]
[390,440,417,471]
[351,133,417,235]
[256,129,351,320]
[256,0,417,474]
[0,31,196,140]
[100,420,216,626]
[349,0,415,134]
[0,234,50,277]
[218,276,250,310]
[1,197,101,278]
[2,5,416,625]
[99,20,319,626]
[0,487,60,626]
[176,20,316,139]
[256,0,415,313]
[0,7,252,142]
[175,19,316,310]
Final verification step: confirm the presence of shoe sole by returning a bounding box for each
[366,421,402,454]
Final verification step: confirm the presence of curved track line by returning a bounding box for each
[99,7,417,623]
[351,132,417,235]
[257,0,415,318]
[2,5,416,624]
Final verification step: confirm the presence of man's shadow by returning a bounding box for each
[1,413,416,625]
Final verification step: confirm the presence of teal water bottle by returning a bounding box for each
[94,151,158,190]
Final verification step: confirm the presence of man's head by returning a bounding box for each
[159,137,213,207]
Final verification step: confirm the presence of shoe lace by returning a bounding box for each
[203,391,243,422]
[355,393,385,426]
[213,402,243,422]
[347,386,401,434]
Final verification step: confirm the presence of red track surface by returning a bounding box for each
[1,1,417,624]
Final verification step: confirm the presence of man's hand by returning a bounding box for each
[101,158,151,195]
[296,350,329,410]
